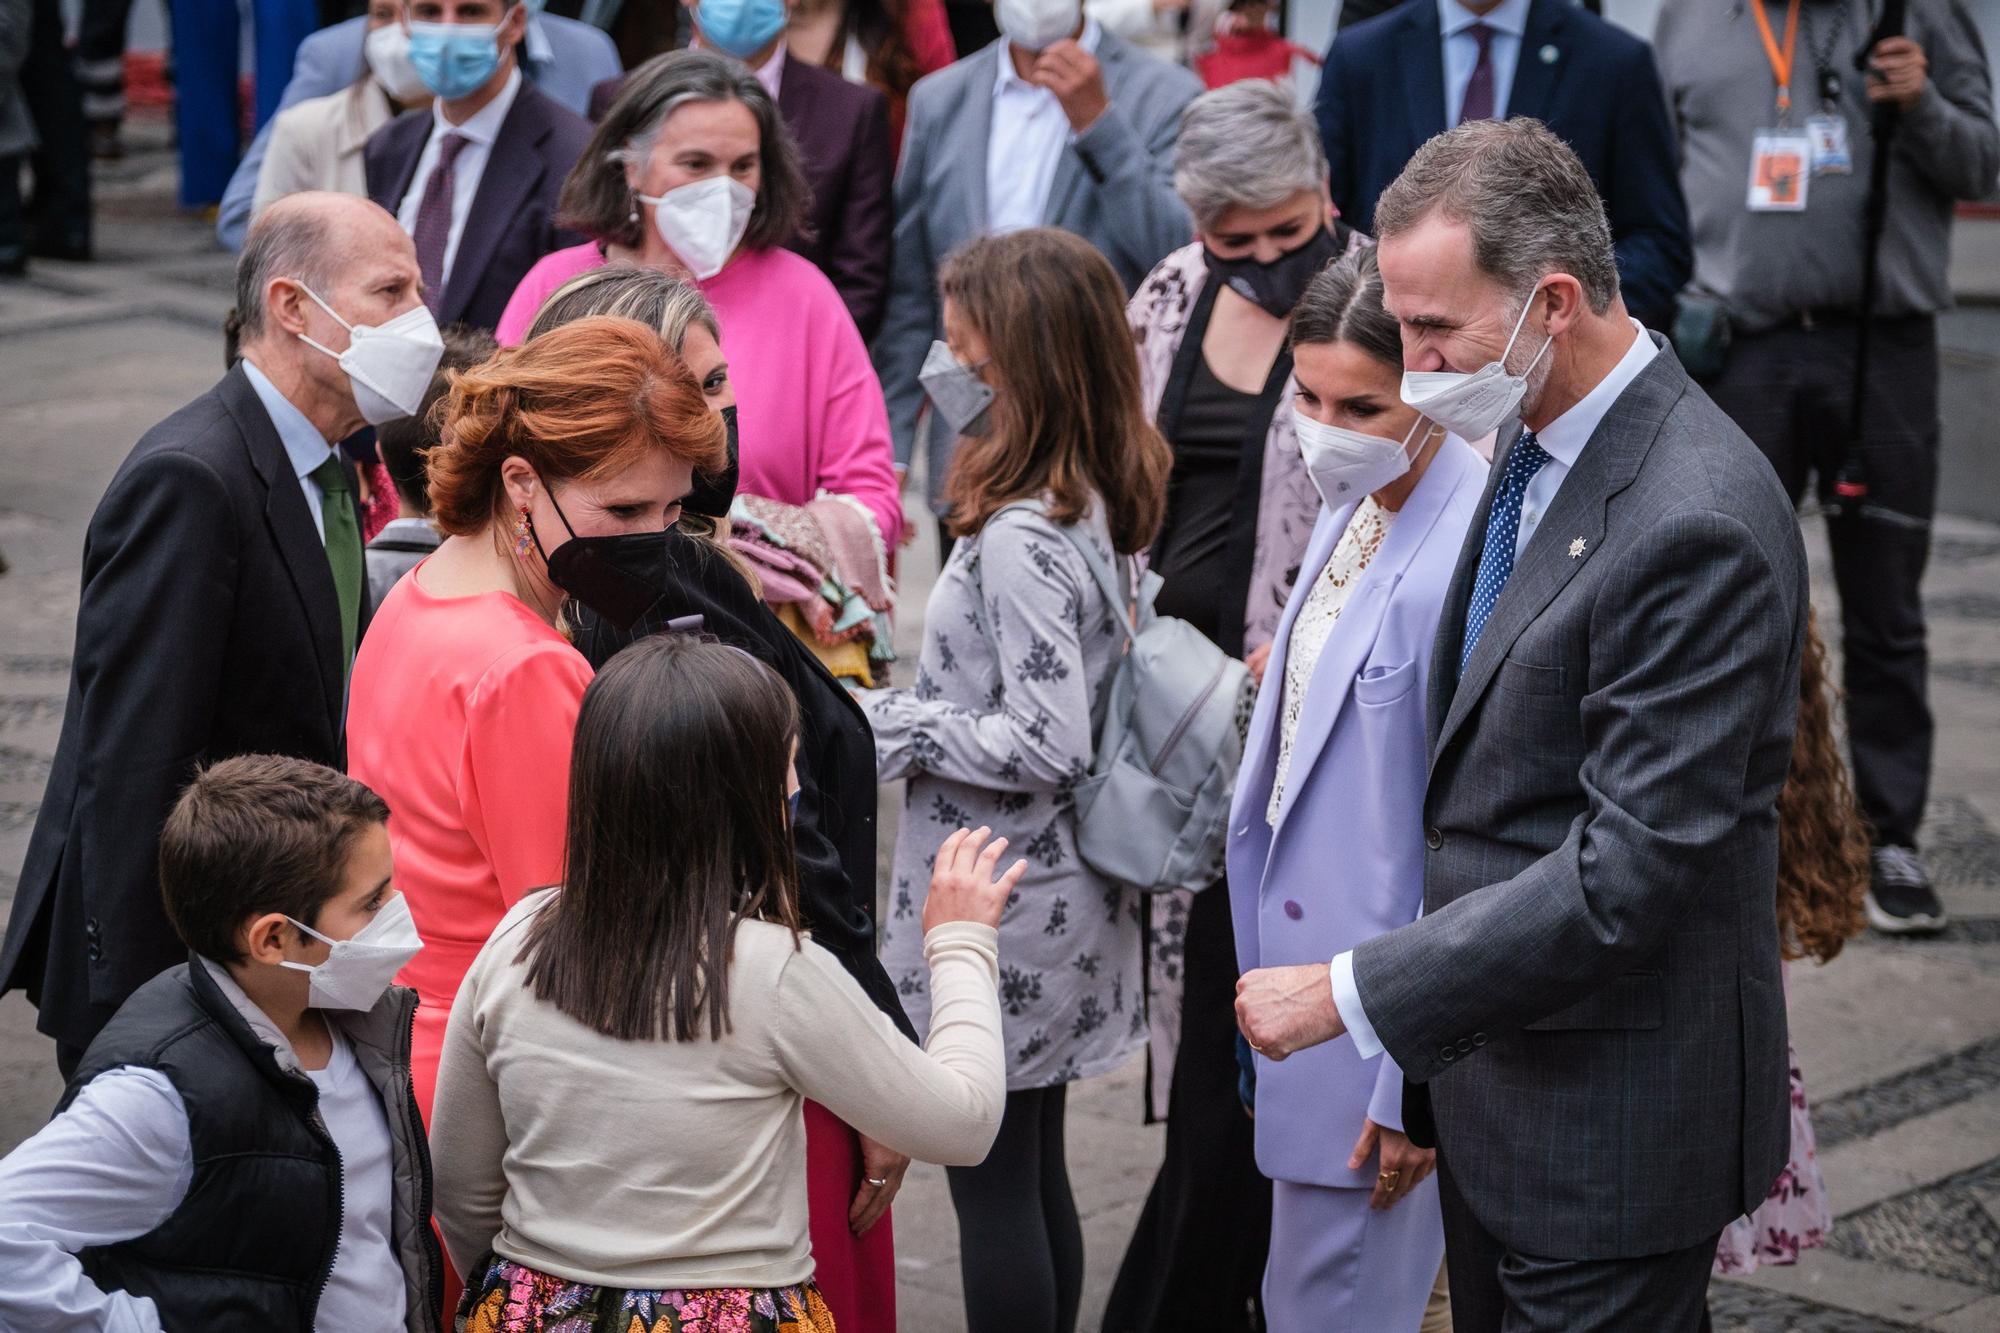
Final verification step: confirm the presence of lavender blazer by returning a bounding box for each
[1227,435,1484,1188]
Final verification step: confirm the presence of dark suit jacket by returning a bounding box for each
[364,82,593,333]
[588,62,894,341]
[569,531,915,1041]
[1315,0,1691,330]
[0,366,370,1052]
[1354,338,1806,1259]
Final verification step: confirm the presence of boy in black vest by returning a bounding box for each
[0,755,443,1331]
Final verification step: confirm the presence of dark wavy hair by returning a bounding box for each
[1775,609,1871,964]
[557,48,810,253]
[939,229,1173,555]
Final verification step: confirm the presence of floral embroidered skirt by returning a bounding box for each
[1713,1043,1833,1274]
[458,1252,838,1333]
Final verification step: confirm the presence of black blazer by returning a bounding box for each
[0,367,370,1052]
[1314,0,1691,331]
[364,81,594,333]
[589,62,894,340]
[570,531,917,1041]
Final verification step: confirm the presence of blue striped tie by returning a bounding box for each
[1461,432,1551,674]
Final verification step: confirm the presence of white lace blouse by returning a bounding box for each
[1267,498,1396,824]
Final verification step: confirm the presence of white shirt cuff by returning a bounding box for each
[1330,951,1385,1060]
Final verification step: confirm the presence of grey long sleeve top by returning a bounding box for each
[1656,0,1999,333]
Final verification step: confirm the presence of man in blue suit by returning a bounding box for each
[216,5,619,251]
[1314,0,1689,331]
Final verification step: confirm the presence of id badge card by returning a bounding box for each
[1747,129,1812,211]
[1806,112,1853,175]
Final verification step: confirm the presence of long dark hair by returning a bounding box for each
[1775,609,1870,963]
[940,229,1173,555]
[516,634,802,1041]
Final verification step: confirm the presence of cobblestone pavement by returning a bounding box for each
[3,123,1998,1331]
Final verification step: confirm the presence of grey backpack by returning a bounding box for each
[990,503,1250,894]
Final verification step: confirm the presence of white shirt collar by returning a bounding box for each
[1438,0,1530,39]
[754,41,786,99]
[240,357,337,483]
[432,64,522,145]
[1531,319,1659,468]
[994,19,1103,96]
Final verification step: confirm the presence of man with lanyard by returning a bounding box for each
[1655,0,1998,933]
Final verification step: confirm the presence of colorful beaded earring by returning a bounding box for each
[513,505,533,558]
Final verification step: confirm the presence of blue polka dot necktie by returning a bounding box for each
[1461,432,1551,675]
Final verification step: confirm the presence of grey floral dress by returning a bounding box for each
[862,499,1145,1090]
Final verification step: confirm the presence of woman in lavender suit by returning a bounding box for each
[1228,248,1482,1329]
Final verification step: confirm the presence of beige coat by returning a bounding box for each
[252,80,397,221]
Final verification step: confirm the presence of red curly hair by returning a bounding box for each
[1775,609,1871,964]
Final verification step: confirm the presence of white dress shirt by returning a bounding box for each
[1330,321,1658,1062]
[986,21,1103,234]
[395,65,524,295]
[0,961,405,1332]
[241,357,339,543]
[1439,0,1531,126]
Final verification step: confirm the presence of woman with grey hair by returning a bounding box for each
[1107,75,1366,1331]
[492,48,904,555]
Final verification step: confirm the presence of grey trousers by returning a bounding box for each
[1437,1156,1718,1333]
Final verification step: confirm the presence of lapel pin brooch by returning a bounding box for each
[1569,537,1587,559]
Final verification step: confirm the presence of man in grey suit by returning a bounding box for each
[872,0,1200,532]
[1236,118,1808,1329]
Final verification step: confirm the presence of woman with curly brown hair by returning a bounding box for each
[346,314,727,1134]
[1714,610,1869,1279]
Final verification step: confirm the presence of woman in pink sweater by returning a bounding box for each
[496,49,903,549]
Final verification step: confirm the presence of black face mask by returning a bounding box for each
[684,404,740,520]
[1202,225,1344,318]
[533,487,671,631]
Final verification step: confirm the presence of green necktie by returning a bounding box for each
[311,455,364,680]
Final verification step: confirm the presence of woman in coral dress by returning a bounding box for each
[346,315,727,1126]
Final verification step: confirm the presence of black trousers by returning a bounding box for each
[1102,883,1269,1332]
[1706,314,1938,848]
[947,1084,1085,1333]
[75,0,135,124]
[21,0,93,255]
[1438,1156,1717,1332]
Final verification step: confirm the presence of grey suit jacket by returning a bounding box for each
[872,33,1201,509]
[1351,337,1808,1260]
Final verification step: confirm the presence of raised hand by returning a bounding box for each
[922,826,1030,933]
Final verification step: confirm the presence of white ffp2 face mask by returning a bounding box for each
[1294,409,1436,509]
[1399,287,1553,440]
[295,284,446,426]
[279,893,424,1012]
[637,176,757,281]
[364,24,430,103]
[996,0,1081,51]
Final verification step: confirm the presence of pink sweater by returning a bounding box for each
[496,243,903,545]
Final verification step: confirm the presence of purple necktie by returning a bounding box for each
[1458,23,1496,125]
[411,133,470,311]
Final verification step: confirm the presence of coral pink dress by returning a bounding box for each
[346,567,593,1123]
[494,243,903,549]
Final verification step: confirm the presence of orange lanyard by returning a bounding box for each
[1750,0,1803,118]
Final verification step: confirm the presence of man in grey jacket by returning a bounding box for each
[1236,119,1808,1330]
[1656,0,1999,935]
[871,0,1200,534]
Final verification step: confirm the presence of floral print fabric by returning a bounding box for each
[458,1253,836,1333]
[1713,1044,1832,1274]
[863,501,1144,1091]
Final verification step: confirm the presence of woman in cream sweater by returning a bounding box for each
[431,633,1020,1331]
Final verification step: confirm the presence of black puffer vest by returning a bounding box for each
[59,957,442,1331]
